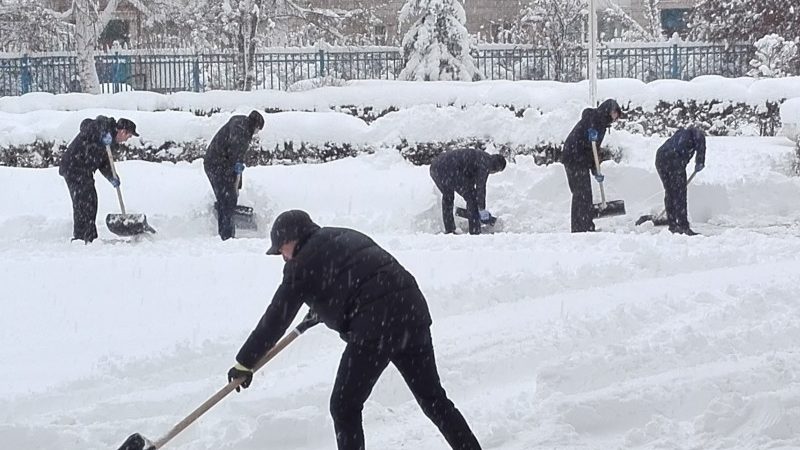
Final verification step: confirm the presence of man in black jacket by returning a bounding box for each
[228,210,482,450]
[204,110,264,240]
[656,126,706,235]
[561,99,623,233]
[59,116,138,243]
[429,149,506,235]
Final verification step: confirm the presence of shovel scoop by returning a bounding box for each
[106,213,156,236]
[593,199,626,218]
[104,146,156,237]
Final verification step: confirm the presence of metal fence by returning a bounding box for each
[0,42,757,97]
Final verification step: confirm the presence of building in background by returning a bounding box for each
[38,0,698,49]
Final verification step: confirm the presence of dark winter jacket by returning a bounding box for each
[561,99,622,170]
[656,127,706,168]
[59,116,117,182]
[203,115,258,177]
[236,227,433,368]
[429,148,494,210]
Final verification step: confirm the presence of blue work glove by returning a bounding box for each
[109,176,121,188]
[101,132,113,146]
[695,163,704,172]
[234,162,245,175]
[594,173,605,183]
[227,363,254,392]
[479,210,491,222]
[587,128,599,142]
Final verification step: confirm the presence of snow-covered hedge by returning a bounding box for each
[2,77,799,168]
[3,77,799,116]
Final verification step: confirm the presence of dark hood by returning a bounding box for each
[596,99,623,127]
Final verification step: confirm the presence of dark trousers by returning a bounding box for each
[656,158,690,232]
[64,177,98,242]
[564,164,595,233]
[205,166,238,240]
[430,168,480,235]
[330,328,481,450]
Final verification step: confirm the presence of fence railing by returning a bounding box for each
[0,42,757,97]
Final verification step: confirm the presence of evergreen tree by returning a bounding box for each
[689,0,800,43]
[398,0,480,81]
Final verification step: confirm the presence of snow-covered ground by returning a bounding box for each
[2,123,800,450]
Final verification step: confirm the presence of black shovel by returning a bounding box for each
[591,141,626,218]
[635,169,698,226]
[214,173,257,230]
[116,314,319,450]
[105,146,156,236]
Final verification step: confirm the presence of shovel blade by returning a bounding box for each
[106,213,157,236]
[213,204,258,230]
[455,207,497,226]
[652,216,669,226]
[635,214,654,226]
[593,200,626,218]
[116,433,155,450]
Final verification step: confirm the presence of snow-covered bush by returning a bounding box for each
[747,34,798,78]
[620,100,782,137]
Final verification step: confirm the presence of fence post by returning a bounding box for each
[21,54,31,94]
[318,49,326,77]
[670,44,680,79]
[193,54,201,92]
[112,51,121,93]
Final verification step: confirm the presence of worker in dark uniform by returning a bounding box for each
[203,110,264,240]
[59,116,138,243]
[429,149,506,234]
[228,210,482,450]
[655,126,706,235]
[561,99,624,233]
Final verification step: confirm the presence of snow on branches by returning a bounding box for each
[748,34,798,78]
[398,0,480,82]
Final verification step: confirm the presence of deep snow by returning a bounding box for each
[2,131,800,449]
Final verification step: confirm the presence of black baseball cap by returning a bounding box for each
[117,118,139,136]
[266,210,320,255]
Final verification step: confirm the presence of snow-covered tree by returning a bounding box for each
[596,2,659,42]
[0,0,72,52]
[641,0,662,39]
[518,0,587,81]
[398,0,480,81]
[747,34,798,77]
[1,0,137,93]
[689,0,800,44]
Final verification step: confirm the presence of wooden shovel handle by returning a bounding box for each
[105,145,126,214]
[152,314,319,449]
[590,140,607,207]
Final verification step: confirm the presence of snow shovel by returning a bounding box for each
[105,146,156,236]
[590,140,626,218]
[455,207,497,226]
[635,169,698,226]
[115,313,320,450]
[214,173,257,230]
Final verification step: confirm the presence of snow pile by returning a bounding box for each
[781,97,800,142]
